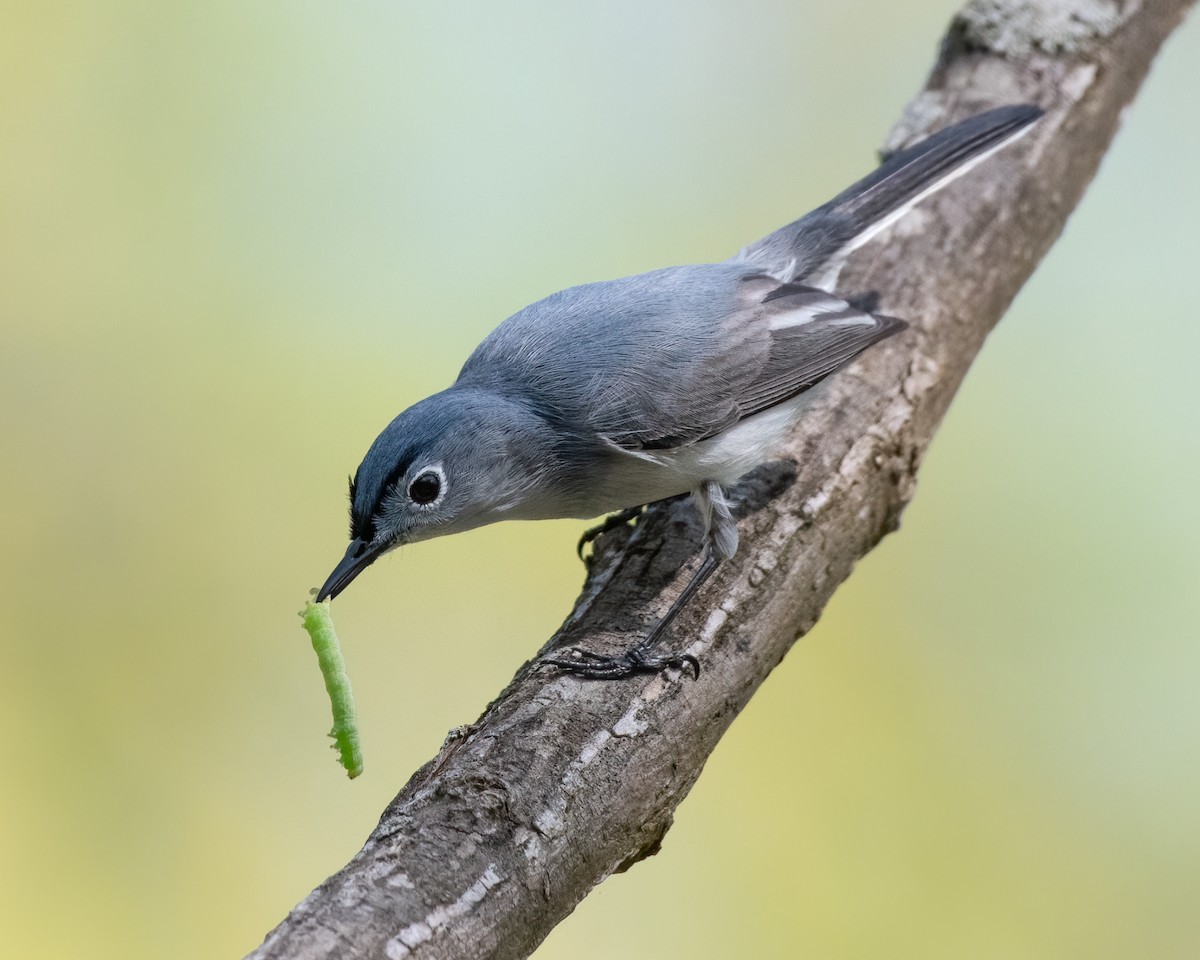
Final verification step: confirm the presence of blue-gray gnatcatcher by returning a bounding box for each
[315,104,1042,679]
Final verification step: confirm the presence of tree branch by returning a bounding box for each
[248,2,1194,957]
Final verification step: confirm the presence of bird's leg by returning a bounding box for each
[576,504,646,563]
[546,482,737,680]
[543,552,719,679]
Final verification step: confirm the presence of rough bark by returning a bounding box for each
[248,2,1194,957]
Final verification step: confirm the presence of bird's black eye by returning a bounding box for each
[407,470,442,506]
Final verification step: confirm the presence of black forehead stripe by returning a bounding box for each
[373,452,418,519]
[380,452,418,504]
[350,450,418,542]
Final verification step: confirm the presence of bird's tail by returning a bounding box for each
[735,104,1044,286]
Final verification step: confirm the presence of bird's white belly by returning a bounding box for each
[579,390,819,516]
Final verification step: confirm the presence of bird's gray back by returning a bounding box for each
[457,262,766,449]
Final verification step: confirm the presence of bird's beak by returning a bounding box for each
[315,538,384,602]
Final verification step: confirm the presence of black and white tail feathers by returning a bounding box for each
[735,104,1043,287]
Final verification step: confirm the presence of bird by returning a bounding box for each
[314,103,1043,680]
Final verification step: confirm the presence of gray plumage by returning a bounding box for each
[317,104,1042,675]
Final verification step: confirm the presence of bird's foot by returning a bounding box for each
[542,644,700,681]
[576,506,646,564]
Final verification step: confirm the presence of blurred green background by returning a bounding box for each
[3,2,1198,957]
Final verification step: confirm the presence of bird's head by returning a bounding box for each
[315,388,556,601]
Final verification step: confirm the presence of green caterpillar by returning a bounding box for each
[300,600,363,779]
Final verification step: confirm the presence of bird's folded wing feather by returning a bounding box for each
[458,266,904,455]
[599,278,906,451]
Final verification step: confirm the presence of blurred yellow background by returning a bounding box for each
[3,2,1198,957]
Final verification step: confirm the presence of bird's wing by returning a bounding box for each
[718,280,907,428]
[458,265,904,454]
[593,274,906,451]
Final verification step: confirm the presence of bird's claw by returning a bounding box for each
[542,645,700,681]
[576,506,645,563]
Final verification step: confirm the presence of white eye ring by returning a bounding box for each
[406,464,446,508]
